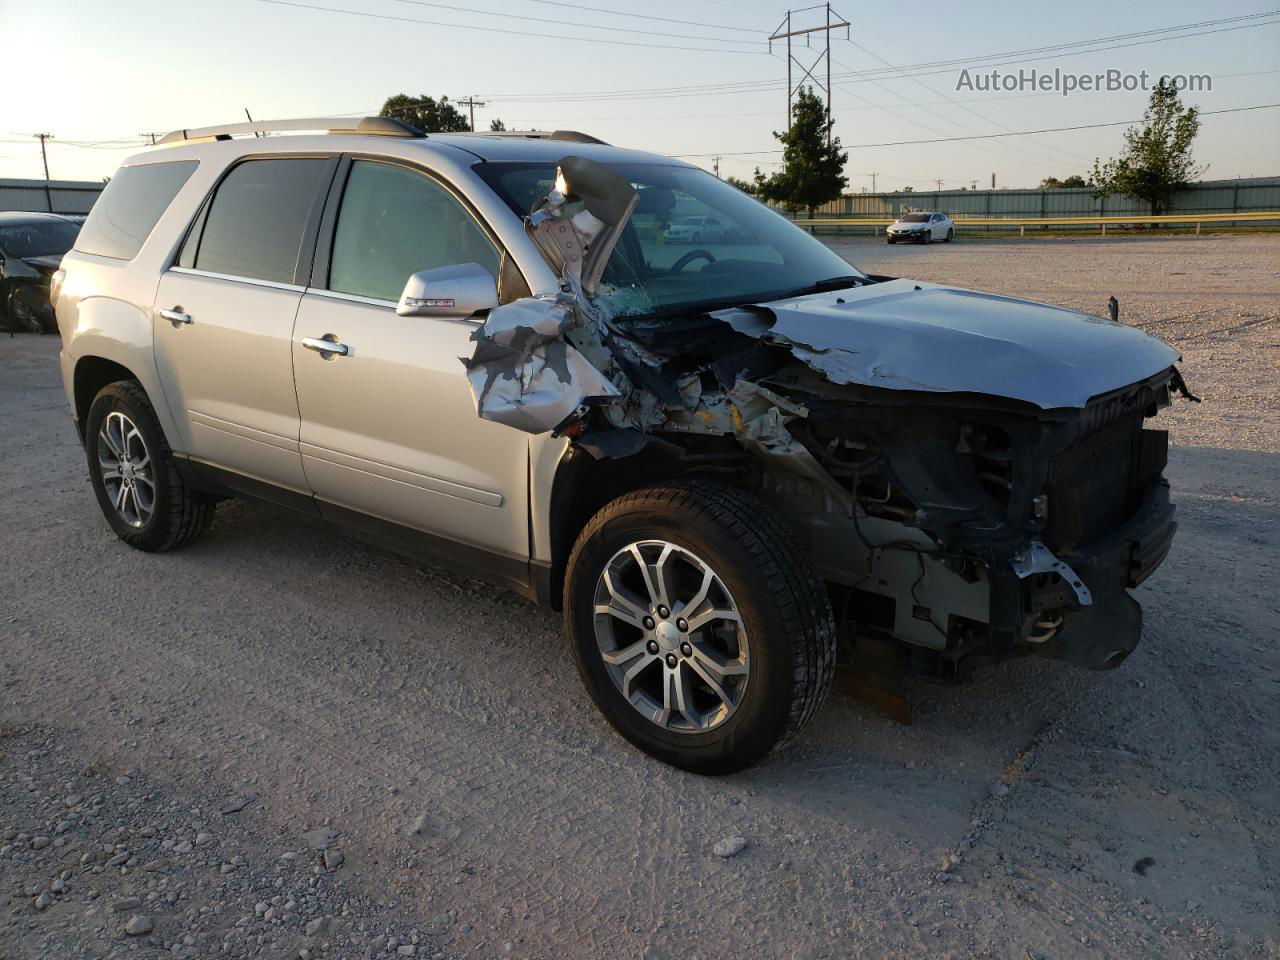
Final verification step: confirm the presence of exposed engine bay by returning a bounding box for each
[463,157,1197,679]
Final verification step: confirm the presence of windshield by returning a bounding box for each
[0,220,81,259]
[477,161,865,319]
[900,213,931,223]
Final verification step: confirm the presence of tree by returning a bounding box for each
[378,94,469,133]
[489,118,507,132]
[725,175,756,194]
[1091,78,1202,214]
[753,87,848,218]
[1041,175,1091,189]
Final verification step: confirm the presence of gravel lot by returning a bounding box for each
[2,234,1277,959]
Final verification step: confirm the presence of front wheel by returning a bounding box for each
[85,381,215,551]
[945,227,954,242]
[564,481,836,774]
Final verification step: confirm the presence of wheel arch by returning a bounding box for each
[538,437,693,611]
[73,355,141,443]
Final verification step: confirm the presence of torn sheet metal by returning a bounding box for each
[1011,541,1093,606]
[713,280,1181,409]
[464,155,645,435]
[462,294,619,434]
[527,156,637,298]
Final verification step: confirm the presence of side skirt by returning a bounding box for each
[181,459,545,605]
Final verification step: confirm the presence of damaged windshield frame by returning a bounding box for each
[475,160,867,322]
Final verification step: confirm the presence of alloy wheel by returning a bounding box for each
[592,540,749,733]
[97,411,155,528]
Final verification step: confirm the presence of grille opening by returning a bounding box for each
[1046,413,1144,551]
[970,425,1013,504]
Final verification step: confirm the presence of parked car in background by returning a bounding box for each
[664,214,727,244]
[887,211,954,244]
[0,212,82,333]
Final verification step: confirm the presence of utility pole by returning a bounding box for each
[935,179,944,191]
[970,179,978,191]
[713,156,721,178]
[769,5,850,142]
[457,96,487,132]
[991,173,997,189]
[35,133,53,212]
[139,132,163,145]
[868,171,878,192]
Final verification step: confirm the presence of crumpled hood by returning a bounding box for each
[714,279,1180,409]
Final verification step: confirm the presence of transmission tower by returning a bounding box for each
[769,5,851,143]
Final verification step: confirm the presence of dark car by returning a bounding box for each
[0,212,83,333]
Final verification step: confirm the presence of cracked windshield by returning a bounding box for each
[478,161,864,318]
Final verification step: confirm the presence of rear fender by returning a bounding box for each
[62,293,178,446]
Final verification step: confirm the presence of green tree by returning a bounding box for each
[1041,174,1091,188]
[378,94,469,133]
[753,87,848,217]
[725,175,756,194]
[489,118,507,132]
[1091,78,1202,214]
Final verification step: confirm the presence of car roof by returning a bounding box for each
[121,131,696,173]
[0,211,81,226]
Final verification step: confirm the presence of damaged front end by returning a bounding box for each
[464,156,1191,680]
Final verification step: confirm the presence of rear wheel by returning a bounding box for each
[564,481,836,774]
[84,381,215,551]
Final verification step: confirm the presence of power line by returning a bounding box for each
[521,0,766,33]
[390,0,758,44]
[834,39,1092,168]
[477,11,1280,102]
[672,102,1280,156]
[257,0,768,54]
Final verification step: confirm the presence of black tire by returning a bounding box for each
[564,480,836,774]
[886,237,896,244]
[84,380,215,552]
[5,289,44,334]
[945,227,954,242]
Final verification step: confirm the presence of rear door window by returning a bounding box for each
[327,160,500,302]
[74,159,198,260]
[193,158,330,284]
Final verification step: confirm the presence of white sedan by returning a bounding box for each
[886,211,954,244]
[663,215,727,244]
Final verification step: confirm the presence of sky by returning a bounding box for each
[2,0,1278,190]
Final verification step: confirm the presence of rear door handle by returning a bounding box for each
[302,335,350,357]
[159,307,192,326]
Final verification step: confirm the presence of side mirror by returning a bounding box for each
[396,262,499,318]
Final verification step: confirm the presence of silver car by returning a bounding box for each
[887,211,954,243]
[53,117,1192,773]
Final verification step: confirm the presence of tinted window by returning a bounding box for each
[901,213,929,223]
[0,220,80,259]
[74,160,197,260]
[329,161,500,302]
[194,158,329,284]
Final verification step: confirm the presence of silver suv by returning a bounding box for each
[54,117,1193,773]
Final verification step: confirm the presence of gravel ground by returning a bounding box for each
[1,234,1277,959]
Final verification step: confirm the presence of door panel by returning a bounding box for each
[292,293,529,558]
[153,269,309,492]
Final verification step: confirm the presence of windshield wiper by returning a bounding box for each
[778,275,864,299]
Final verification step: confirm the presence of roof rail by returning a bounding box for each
[469,130,608,146]
[157,116,424,146]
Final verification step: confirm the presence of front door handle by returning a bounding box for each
[159,307,192,326]
[302,335,350,357]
